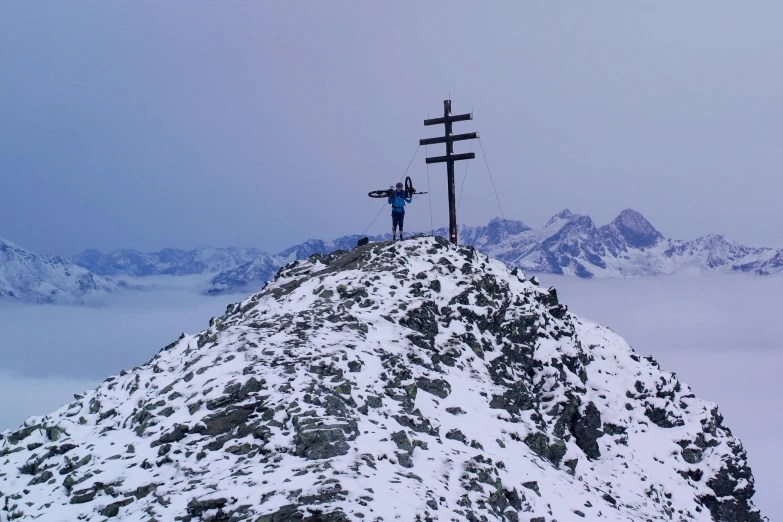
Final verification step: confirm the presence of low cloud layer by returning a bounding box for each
[0,275,241,381]
[0,275,239,429]
[0,372,98,431]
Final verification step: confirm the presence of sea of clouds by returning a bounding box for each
[0,271,779,518]
[0,275,239,429]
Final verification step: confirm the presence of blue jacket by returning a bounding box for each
[388,189,412,213]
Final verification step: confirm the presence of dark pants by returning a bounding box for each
[392,211,405,231]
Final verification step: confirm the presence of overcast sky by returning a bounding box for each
[1,2,782,256]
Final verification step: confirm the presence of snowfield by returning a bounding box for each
[0,237,764,521]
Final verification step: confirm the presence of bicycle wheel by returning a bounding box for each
[405,176,414,197]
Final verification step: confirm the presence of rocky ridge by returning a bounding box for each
[0,237,764,521]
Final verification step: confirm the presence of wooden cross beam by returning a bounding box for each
[419,100,477,245]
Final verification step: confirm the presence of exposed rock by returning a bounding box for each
[490,381,535,416]
[416,377,451,399]
[571,402,603,460]
[186,497,228,516]
[99,497,133,517]
[294,427,350,460]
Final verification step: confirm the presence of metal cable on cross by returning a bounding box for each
[457,139,474,213]
[478,137,511,237]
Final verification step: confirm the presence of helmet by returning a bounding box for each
[396,182,403,188]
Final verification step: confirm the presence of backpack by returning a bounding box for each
[391,191,407,212]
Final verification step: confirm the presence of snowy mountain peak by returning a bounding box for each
[607,209,663,249]
[0,236,125,303]
[0,237,764,520]
[0,236,22,249]
[542,210,598,240]
[458,218,533,246]
[544,208,576,228]
[485,216,531,235]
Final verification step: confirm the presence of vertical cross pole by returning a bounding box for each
[420,100,476,246]
[444,100,458,245]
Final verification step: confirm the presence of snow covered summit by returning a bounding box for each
[0,237,764,521]
[604,209,664,249]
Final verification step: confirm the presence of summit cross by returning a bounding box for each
[419,100,477,245]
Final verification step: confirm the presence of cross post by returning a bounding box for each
[420,100,477,245]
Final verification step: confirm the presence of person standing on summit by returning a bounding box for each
[388,182,412,240]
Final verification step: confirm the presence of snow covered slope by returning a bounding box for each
[0,237,127,304]
[0,237,764,521]
[71,247,265,277]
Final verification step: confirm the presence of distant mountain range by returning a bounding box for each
[467,209,783,278]
[71,246,264,277]
[4,209,781,303]
[0,237,131,304]
[198,208,783,294]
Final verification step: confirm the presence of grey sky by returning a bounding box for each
[1,2,782,255]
